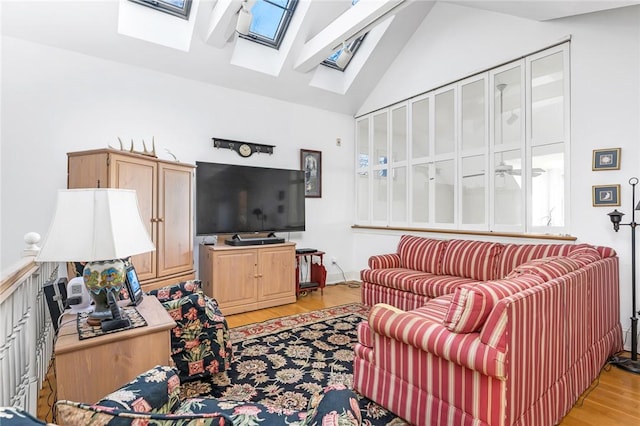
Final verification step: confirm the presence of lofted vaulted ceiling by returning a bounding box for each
[2,0,638,115]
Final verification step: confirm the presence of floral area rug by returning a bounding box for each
[180,303,408,425]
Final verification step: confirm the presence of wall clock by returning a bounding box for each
[238,143,252,157]
[212,138,275,157]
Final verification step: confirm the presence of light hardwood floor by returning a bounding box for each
[38,284,640,425]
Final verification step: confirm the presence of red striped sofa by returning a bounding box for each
[354,235,622,425]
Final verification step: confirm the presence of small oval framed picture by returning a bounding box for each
[592,148,621,171]
[593,184,621,207]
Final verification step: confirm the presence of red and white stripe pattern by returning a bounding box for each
[495,243,575,278]
[397,235,448,273]
[444,274,545,333]
[440,240,504,281]
[506,256,582,282]
[354,255,622,426]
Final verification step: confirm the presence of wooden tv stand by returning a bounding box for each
[198,242,296,315]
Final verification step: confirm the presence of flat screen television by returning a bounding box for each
[196,161,306,236]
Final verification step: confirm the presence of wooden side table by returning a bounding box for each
[54,294,176,403]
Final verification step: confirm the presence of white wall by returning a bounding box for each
[0,37,355,283]
[356,3,640,338]
[3,3,640,337]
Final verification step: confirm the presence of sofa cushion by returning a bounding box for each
[507,256,582,282]
[495,244,575,278]
[411,274,480,298]
[444,274,545,333]
[361,268,436,292]
[149,279,202,301]
[412,294,454,323]
[567,244,602,266]
[397,235,447,274]
[440,239,504,281]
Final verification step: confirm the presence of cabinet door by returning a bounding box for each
[211,249,258,312]
[157,163,193,277]
[67,152,109,189]
[258,245,295,301]
[110,155,157,281]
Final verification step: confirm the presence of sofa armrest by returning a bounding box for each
[368,304,506,378]
[94,365,181,413]
[368,253,401,269]
[175,386,361,425]
[304,386,361,425]
[0,408,46,425]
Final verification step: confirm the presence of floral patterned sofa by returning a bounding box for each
[355,235,623,425]
[52,365,361,425]
[148,280,233,383]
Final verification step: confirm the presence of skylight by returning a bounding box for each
[322,0,365,71]
[240,0,298,49]
[129,0,192,20]
[323,35,365,71]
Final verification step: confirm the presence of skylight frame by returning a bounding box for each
[239,0,298,50]
[128,0,192,20]
[322,35,366,71]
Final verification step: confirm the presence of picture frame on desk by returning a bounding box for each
[124,264,144,306]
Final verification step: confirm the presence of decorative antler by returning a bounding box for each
[111,137,158,158]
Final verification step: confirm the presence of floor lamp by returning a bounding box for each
[608,176,640,374]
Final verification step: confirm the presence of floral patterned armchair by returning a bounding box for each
[147,280,233,382]
[54,365,362,425]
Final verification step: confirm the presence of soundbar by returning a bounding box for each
[225,236,285,246]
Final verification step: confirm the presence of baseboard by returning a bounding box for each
[623,328,640,352]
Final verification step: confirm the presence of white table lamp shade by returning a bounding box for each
[37,189,155,262]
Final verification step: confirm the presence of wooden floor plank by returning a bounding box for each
[37,283,640,425]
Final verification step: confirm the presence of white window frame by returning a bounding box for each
[354,43,570,236]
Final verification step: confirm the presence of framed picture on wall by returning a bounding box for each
[593,184,621,207]
[300,149,322,198]
[592,148,621,170]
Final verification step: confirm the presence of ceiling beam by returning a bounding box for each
[205,0,243,48]
[294,0,407,73]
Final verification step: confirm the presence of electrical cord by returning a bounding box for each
[331,262,360,288]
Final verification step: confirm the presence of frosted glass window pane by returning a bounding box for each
[435,90,454,155]
[494,67,521,146]
[373,112,387,161]
[412,98,429,158]
[435,159,454,223]
[461,80,485,151]
[531,143,564,227]
[372,173,387,222]
[392,106,407,162]
[461,156,485,224]
[532,52,564,144]
[357,173,369,222]
[391,167,407,222]
[494,151,522,226]
[412,164,429,223]
[357,119,369,157]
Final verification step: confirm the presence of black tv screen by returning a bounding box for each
[196,161,306,236]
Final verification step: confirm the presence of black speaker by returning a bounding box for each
[44,277,68,332]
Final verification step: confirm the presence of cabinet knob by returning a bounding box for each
[158,218,164,222]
